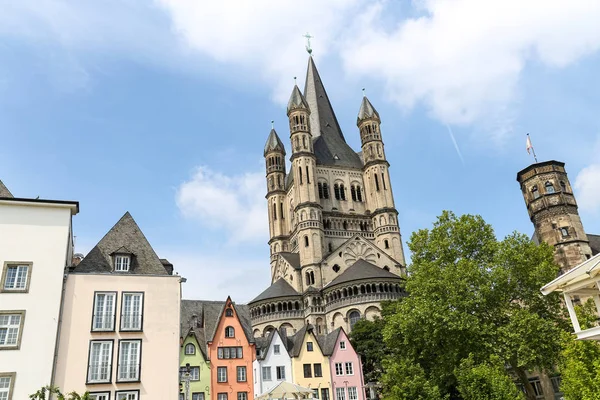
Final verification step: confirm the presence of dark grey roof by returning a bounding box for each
[287,85,309,113]
[304,56,363,169]
[357,96,380,123]
[588,234,600,255]
[319,327,342,356]
[74,212,169,275]
[289,325,309,357]
[280,252,301,270]
[264,128,286,156]
[326,259,402,288]
[249,278,299,304]
[0,180,13,198]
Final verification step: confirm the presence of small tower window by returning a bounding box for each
[318,183,324,199]
[115,255,131,272]
[351,186,357,201]
[340,184,346,200]
[226,308,234,317]
[273,202,277,220]
[305,271,315,286]
[560,181,567,191]
[185,343,196,355]
[381,173,387,190]
[334,184,341,200]
[225,326,235,338]
[531,185,540,199]
[356,187,363,202]
[323,182,330,199]
[298,166,303,184]
[306,166,310,184]
[328,243,333,252]
[302,136,307,149]
[374,174,380,191]
[560,227,569,237]
[545,181,555,194]
[304,235,309,247]
[280,202,284,219]
[384,239,390,249]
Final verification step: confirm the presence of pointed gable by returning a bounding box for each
[0,180,13,198]
[75,211,169,275]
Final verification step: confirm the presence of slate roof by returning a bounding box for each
[264,128,286,156]
[0,180,13,198]
[319,327,342,356]
[326,259,402,288]
[249,278,299,304]
[588,234,600,255]
[304,56,363,169]
[279,252,301,270]
[74,212,170,275]
[288,325,309,357]
[287,85,309,112]
[357,96,380,123]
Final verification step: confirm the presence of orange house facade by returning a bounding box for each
[207,297,255,400]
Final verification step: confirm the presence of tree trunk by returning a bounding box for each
[512,364,537,400]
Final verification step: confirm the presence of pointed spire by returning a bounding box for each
[0,179,13,198]
[357,95,380,124]
[287,84,309,113]
[264,126,286,156]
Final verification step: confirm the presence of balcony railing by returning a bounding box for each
[252,310,304,323]
[325,292,403,313]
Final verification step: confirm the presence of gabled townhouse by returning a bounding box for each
[289,326,332,400]
[321,328,365,400]
[54,212,182,400]
[0,182,79,400]
[253,329,293,398]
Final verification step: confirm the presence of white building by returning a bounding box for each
[253,329,293,398]
[0,181,79,400]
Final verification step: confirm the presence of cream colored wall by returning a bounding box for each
[291,331,332,393]
[0,201,75,400]
[54,273,181,399]
[315,167,366,215]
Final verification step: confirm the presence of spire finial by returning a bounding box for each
[303,32,313,55]
[362,88,366,97]
[271,120,274,129]
[294,76,297,85]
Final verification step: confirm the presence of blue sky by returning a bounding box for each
[2,0,600,302]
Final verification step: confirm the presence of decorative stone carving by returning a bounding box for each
[343,241,377,266]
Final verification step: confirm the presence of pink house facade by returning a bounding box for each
[326,329,365,400]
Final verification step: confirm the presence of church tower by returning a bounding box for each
[357,95,405,265]
[287,84,324,287]
[264,127,288,272]
[517,160,592,272]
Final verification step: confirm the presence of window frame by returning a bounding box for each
[115,390,140,400]
[237,392,248,400]
[303,363,312,378]
[345,362,354,375]
[339,341,346,350]
[217,366,228,383]
[89,392,111,400]
[91,291,117,332]
[185,343,196,355]
[237,366,247,382]
[313,363,323,377]
[217,394,228,400]
[114,254,131,272]
[347,387,358,400]
[306,341,314,352]
[336,387,346,400]
[0,372,16,400]
[0,310,26,350]
[262,366,272,381]
[225,326,235,338]
[273,344,280,355]
[86,339,114,384]
[335,362,343,376]
[225,308,234,317]
[117,339,142,383]
[192,393,205,400]
[190,366,200,381]
[120,292,144,332]
[276,366,286,380]
[1,262,33,293]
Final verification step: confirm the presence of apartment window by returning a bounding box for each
[347,387,358,400]
[89,393,110,400]
[1,263,31,292]
[551,376,562,394]
[190,367,200,381]
[335,363,343,376]
[121,292,143,331]
[217,367,227,382]
[262,366,272,381]
[273,344,280,355]
[303,364,312,378]
[225,326,235,338]
[218,346,243,359]
[0,311,25,349]
[313,363,323,377]
[307,342,314,352]
[237,392,248,400]
[118,339,141,382]
[217,394,228,400]
[276,366,286,380]
[92,292,116,331]
[237,366,247,382]
[529,378,544,399]
[185,343,196,355]
[336,387,346,400]
[321,389,330,400]
[225,308,234,317]
[192,393,205,400]
[116,391,139,400]
[312,390,320,399]
[114,254,131,272]
[345,362,354,375]
[87,340,113,383]
[0,373,15,400]
[339,341,346,350]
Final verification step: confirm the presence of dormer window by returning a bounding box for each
[115,255,131,272]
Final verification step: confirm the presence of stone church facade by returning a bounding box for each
[248,56,406,337]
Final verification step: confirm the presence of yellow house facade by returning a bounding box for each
[290,326,332,400]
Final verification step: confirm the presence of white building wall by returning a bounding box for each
[253,332,293,398]
[0,200,76,399]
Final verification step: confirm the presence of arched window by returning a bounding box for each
[384,239,390,249]
[280,202,284,219]
[383,266,390,271]
[381,173,387,190]
[304,235,309,247]
[185,343,196,355]
[560,227,569,237]
[225,326,235,338]
[273,202,277,220]
[310,271,315,285]
[328,243,333,252]
[560,181,567,192]
[334,184,341,200]
[356,186,363,202]
[306,166,310,184]
[323,183,330,199]
[340,184,346,200]
[349,311,361,329]
[545,181,555,194]
[531,185,540,199]
[351,186,357,201]
[298,166,303,184]
[225,308,233,317]
[318,182,324,199]
[374,174,380,191]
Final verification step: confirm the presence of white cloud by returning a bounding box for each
[340,0,600,130]
[574,163,600,214]
[176,166,267,244]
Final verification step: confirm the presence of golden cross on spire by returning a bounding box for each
[303,32,313,54]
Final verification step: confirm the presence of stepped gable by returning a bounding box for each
[326,259,402,288]
[75,212,169,275]
[0,180,13,198]
[249,278,299,304]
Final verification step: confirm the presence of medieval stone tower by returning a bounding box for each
[517,160,593,272]
[249,55,407,337]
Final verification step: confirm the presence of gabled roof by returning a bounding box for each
[0,180,13,198]
[249,278,299,304]
[280,252,301,270]
[319,327,342,356]
[304,56,363,169]
[357,96,380,123]
[74,212,170,275]
[264,128,286,156]
[289,325,325,357]
[588,234,600,255]
[326,259,402,288]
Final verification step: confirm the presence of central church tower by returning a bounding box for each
[251,55,407,337]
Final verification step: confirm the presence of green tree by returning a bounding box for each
[29,385,91,400]
[382,211,564,400]
[349,317,387,384]
[456,355,524,400]
[381,357,446,400]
